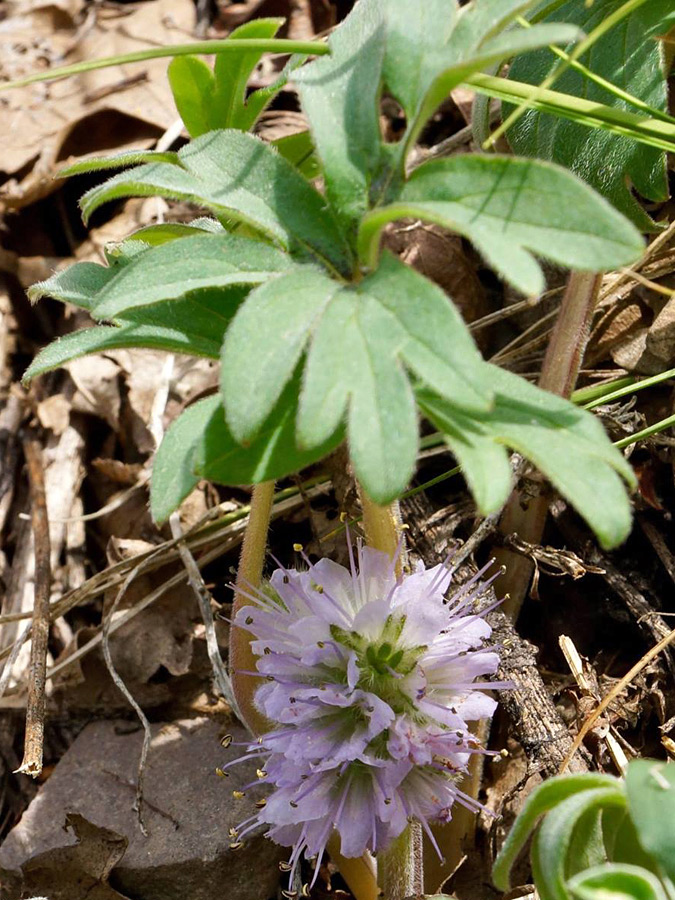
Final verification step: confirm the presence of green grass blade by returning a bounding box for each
[466,72,675,155]
[0,38,329,92]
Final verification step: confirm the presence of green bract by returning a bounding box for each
[25,0,651,545]
[493,761,675,900]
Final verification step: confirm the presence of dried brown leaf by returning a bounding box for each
[0,0,195,208]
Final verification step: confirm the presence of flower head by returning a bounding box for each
[226,542,506,883]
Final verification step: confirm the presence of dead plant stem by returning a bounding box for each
[496,271,603,619]
[17,433,51,777]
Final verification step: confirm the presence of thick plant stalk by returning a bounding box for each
[358,487,409,574]
[496,270,603,620]
[439,272,603,878]
[377,825,424,900]
[231,480,379,900]
[326,835,379,900]
[230,480,276,736]
[358,487,422,900]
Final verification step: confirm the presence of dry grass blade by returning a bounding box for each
[169,512,241,722]
[100,550,160,836]
[0,482,332,695]
[559,626,675,773]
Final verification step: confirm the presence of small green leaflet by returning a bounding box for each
[625,760,675,882]
[533,788,626,900]
[151,385,344,523]
[152,381,342,522]
[221,255,493,504]
[360,155,644,296]
[168,18,291,137]
[151,395,219,522]
[507,0,675,230]
[23,319,220,384]
[88,232,292,319]
[418,364,636,549]
[78,130,353,275]
[568,864,670,900]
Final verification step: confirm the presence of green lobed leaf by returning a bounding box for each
[79,130,353,274]
[493,773,623,891]
[23,285,250,383]
[221,267,340,444]
[195,378,344,490]
[89,232,293,319]
[222,252,494,504]
[419,365,636,549]
[625,760,675,882]
[150,395,219,523]
[568,864,670,900]
[295,0,385,233]
[507,0,675,230]
[360,155,644,296]
[295,255,495,502]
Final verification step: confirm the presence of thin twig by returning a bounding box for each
[449,512,500,570]
[0,621,33,702]
[169,513,243,725]
[17,433,51,777]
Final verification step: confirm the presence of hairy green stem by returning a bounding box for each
[358,488,409,575]
[230,480,276,736]
[357,487,421,900]
[378,826,424,900]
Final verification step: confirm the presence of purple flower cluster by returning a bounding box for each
[227,542,505,883]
